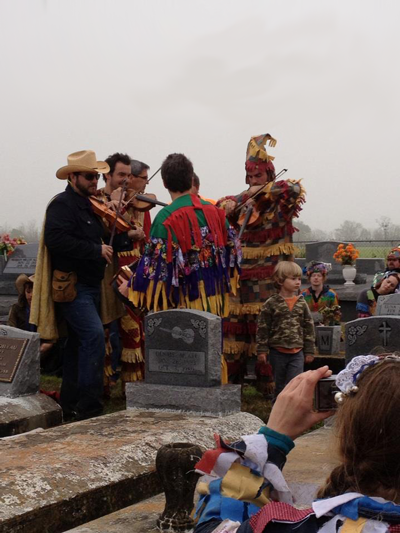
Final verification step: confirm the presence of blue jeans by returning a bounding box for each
[269,348,304,400]
[58,283,105,419]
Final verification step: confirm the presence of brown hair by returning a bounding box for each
[375,273,400,291]
[273,261,302,289]
[317,360,400,500]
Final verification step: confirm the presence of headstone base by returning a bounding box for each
[126,382,241,417]
[0,393,62,438]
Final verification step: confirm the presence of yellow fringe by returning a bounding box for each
[130,278,232,317]
[121,347,144,363]
[221,355,228,385]
[223,340,257,358]
[120,315,141,342]
[242,243,297,259]
[228,302,263,316]
[121,369,144,382]
[230,268,240,296]
[104,364,114,378]
[118,249,141,258]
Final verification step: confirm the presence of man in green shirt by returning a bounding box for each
[125,153,241,318]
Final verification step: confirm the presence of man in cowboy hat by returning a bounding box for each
[42,150,133,421]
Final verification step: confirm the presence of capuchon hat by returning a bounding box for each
[56,150,110,180]
[15,274,34,295]
[245,133,277,172]
[387,246,400,259]
[304,261,331,277]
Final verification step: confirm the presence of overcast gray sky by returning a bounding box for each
[1,0,399,233]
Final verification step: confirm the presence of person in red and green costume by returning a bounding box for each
[217,134,306,384]
[120,153,241,383]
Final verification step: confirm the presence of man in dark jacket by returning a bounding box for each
[45,150,132,421]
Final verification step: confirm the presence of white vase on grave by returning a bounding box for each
[342,265,356,285]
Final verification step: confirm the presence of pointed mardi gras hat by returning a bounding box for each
[245,134,277,172]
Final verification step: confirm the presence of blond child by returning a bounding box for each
[257,261,315,399]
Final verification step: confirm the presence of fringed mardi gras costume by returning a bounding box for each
[128,194,241,317]
[218,134,305,381]
[118,206,151,384]
[220,180,305,370]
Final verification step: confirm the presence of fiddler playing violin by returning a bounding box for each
[216,133,307,386]
[98,155,168,390]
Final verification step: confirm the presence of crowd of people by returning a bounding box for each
[6,133,400,422]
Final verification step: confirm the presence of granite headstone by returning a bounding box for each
[145,309,220,387]
[0,325,40,398]
[305,241,366,284]
[127,309,241,416]
[316,325,341,355]
[345,316,400,363]
[3,243,39,275]
[376,293,400,316]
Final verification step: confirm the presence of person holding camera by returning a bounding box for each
[195,354,400,533]
[257,261,315,400]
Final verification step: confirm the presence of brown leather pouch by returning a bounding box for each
[52,270,77,302]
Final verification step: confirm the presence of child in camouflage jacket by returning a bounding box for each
[257,261,315,399]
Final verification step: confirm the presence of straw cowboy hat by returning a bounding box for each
[56,150,110,180]
[15,274,35,295]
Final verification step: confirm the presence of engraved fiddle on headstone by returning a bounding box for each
[126,309,241,416]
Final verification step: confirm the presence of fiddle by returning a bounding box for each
[89,196,132,233]
[236,169,288,235]
[123,193,168,211]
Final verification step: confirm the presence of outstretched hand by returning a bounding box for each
[267,366,334,440]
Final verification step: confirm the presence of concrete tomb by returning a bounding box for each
[127,309,241,416]
[345,315,400,363]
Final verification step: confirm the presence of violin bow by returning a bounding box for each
[147,167,161,183]
[237,168,288,238]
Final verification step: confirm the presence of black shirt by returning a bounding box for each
[45,184,130,287]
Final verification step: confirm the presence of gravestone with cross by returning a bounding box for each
[126,309,241,416]
[345,316,400,363]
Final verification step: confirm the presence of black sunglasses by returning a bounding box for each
[78,173,100,181]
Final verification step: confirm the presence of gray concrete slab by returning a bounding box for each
[66,427,338,532]
[0,393,62,437]
[0,410,262,533]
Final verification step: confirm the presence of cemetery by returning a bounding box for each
[0,240,399,532]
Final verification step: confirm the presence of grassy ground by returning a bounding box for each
[40,374,127,415]
[40,375,273,421]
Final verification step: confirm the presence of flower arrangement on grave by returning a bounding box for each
[320,304,342,326]
[333,243,359,266]
[0,234,27,259]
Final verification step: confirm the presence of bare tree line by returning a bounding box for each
[0,220,40,242]
[1,216,399,245]
[294,217,400,242]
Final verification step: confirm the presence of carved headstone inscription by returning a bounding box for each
[145,309,221,387]
[376,293,400,316]
[3,243,39,275]
[316,326,341,355]
[0,325,40,397]
[345,316,400,363]
[0,338,28,382]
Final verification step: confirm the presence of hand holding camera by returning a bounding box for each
[267,366,335,441]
